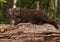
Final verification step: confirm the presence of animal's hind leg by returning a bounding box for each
[30,19,44,25]
[41,20,59,29]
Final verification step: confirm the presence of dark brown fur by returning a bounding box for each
[8,8,59,29]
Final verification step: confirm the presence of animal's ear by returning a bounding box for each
[8,8,15,15]
[9,8,11,11]
[7,8,11,15]
[16,8,20,14]
[16,8,20,11]
[8,9,12,15]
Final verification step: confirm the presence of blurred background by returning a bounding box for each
[0,0,60,24]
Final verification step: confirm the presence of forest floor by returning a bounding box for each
[0,23,60,42]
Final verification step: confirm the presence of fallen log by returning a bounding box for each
[0,23,60,42]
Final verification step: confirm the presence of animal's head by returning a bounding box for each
[8,8,20,16]
[8,8,22,25]
[8,8,21,20]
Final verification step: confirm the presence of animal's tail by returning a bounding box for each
[43,20,59,29]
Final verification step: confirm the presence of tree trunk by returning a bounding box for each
[36,1,40,10]
[12,0,17,25]
[54,0,57,15]
[54,0,57,21]
[13,0,17,8]
[50,0,55,19]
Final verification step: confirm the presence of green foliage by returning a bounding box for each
[17,0,36,9]
[0,0,60,24]
[0,0,6,3]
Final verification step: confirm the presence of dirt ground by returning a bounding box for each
[0,23,60,42]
